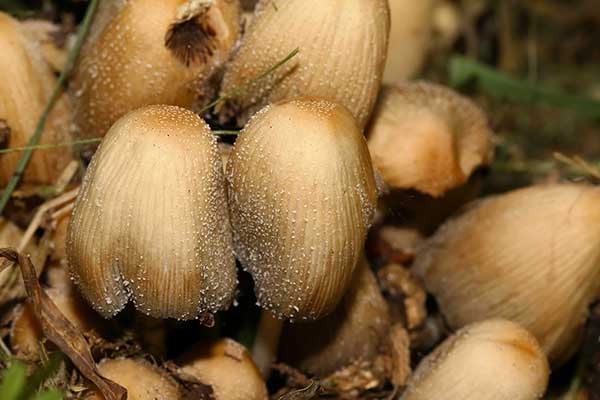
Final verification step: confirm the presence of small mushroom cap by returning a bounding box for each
[67,105,236,320]
[280,257,391,376]
[384,0,435,83]
[0,12,72,186]
[85,358,180,400]
[400,319,549,400]
[71,0,240,140]
[218,0,390,128]
[414,184,600,365]
[228,98,377,320]
[178,338,268,400]
[367,82,494,197]
[10,287,108,359]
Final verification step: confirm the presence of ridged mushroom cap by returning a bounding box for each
[414,184,600,364]
[71,0,240,140]
[218,0,390,128]
[67,105,236,319]
[227,98,377,320]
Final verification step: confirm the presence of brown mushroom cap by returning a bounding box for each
[67,105,236,319]
[71,0,240,140]
[85,358,180,400]
[0,12,72,186]
[400,319,549,400]
[178,338,268,400]
[367,82,494,198]
[279,257,391,376]
[227,98,377,321]
[218,0,390,128]
[414,184,600,365]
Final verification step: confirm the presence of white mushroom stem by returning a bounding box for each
[252,310,284,378]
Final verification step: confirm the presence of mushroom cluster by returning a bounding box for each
[0,1,597,399]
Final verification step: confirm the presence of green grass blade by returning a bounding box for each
[449,56,600,119]
[0,362,27,400]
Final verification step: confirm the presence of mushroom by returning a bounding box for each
[84,358,181,400]
[217,0,390,128]
[71,0,240,141]
[384,0,435,83]
[400,319,549,400]
[367,82,494,198]
[366,82,494,232]
[279,257,391,377]
[227,98,377,374]
[67,105,236,320]
[414,183,600,365]
[0,12,72,186]
[178,338,268,400]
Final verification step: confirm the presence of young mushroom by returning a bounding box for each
[400,319,549,400]
[279,257,391,377]
[367,82,494,198]
[67,105,236,320]
[0,12,72,186]
[84,358,181,400]
[367,82,494,232]
[217,0,390,128]
[178,338,268,400]
[71,0,240,141]
[414,184,600,365]
[384,0,435,83]
[227,98,378,374]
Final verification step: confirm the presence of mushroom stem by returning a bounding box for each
[252,310,283,378]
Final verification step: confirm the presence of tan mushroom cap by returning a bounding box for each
[400,319,549,400]
[85,358,180,400]
[218,0,390,128]
[414,184,600,365]
[67,105,236,320]
[227,98,377,321]
[280,257,391,376]
[178,339,268,400]
[367,82,494,198]
[0,12,72,186]
[71,0,240,140]
[383,0,435,83]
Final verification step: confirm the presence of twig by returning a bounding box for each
[553,152,600,181]
[0,248,127,400]
[18,187,79,252]
[0,337,12,359]
[0,0,99,216]
[200,47,300,113]
[52,160,80,195]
